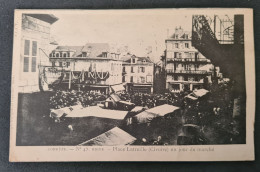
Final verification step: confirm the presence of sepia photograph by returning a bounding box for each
[9,9,255,161]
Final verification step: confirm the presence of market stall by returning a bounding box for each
[78,127,136,146]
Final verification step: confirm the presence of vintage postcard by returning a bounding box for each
[10,9,255,161]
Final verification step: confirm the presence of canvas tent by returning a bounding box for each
[50,106,128,120]
[134,104,180,124]
[111,83,126,93]
[78,127,136,146]
[185,88,209,100]
[192,89,209,98]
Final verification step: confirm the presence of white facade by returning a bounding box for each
[19,14,58,93]
[165,27,214,92]
[122,56,154,93]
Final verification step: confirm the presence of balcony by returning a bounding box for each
[166,69,208,75]
[166,58,210,63]
[166,79,204,84]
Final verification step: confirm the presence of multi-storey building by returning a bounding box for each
[122,55,154,93]
[49,43,123,93]
[165,27,214,92]
[19,14,58,93]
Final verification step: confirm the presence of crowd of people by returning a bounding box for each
[49,90,107,109]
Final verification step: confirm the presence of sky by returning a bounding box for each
[50,11,192,62]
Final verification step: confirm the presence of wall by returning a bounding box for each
[19,15,52,93]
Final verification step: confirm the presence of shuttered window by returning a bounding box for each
[24,57,29,72]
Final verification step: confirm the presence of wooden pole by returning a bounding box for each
[69,71,71,90]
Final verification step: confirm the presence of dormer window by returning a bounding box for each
[56,53,59,57]
[102,52,107,58]
[82,52,87,57]
[143,60,146,63]
[132,58,136,64]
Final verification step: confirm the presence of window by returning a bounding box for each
[32,41,37,56]
[146,75,152,83]
[122,66,126,72]
[23,39,37,72]
[67,62,70,67]
[23,57,29,72]
[50,53,52,57]
[140,67,145,73]
[60,52,62,57]
[23,40,30,72]
[174,52,178,58]
[31,41,37,72]
[140,77,145,83]
[64,53,67,57]
[102,52,107,58]
[67,52,70,57]
[56,53,59,57]
[59,62,62,67]
[122,76,125,82]
[174,75,178,81]
[82,52,86,57]
[132,58,135,63]
[131,66,134,73]
[24,40,30,56]
[130,76,133,82]
[52,62,55,67]
[31,57,36,72]
[175,43,179,48]
[143,60,146,63]
[185,43,189,48]
[184,76,188,81]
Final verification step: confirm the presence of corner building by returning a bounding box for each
[165,27,213,92]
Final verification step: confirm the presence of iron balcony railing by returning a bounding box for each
[166,69,208,74]
[166,58,210,63]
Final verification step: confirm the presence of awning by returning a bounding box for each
[111,83,126,92]
[51,106,128,120]
[185,95,198,100]
[145,104,180,117]
[132,84,152,87]
[192,89,209,98]
[78,127,136,146]
[134,104,180,124]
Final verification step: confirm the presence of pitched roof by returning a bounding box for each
[52,43,110,58]
[169,27,192,39]
[123,56,153,63]
[82,43,110,58]
[54,46,84,57]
